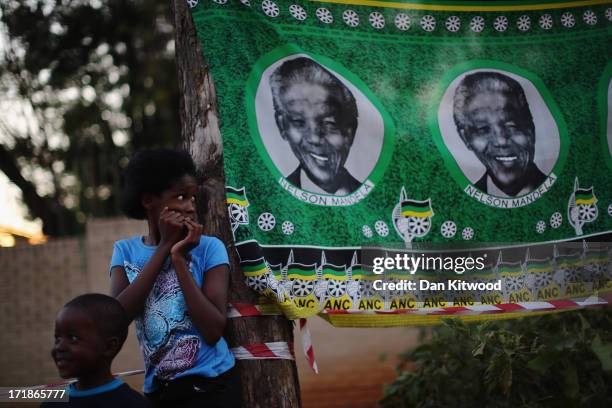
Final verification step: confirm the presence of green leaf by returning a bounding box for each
[473,341,486,357]
[591,335,612,371]
[563,362,579,399]
[549,335,576,351]
[578,312,591,333]
[527,354,555,374]
[500,365,513,396]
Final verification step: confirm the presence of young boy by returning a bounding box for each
[41,293,150,407]
[109,149,240,407]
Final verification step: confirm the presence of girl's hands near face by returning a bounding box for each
[158,207,186,247]
[170,217,203,259]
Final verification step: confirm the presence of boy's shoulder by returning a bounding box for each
[40,383,151,408]
[105,383,151,406]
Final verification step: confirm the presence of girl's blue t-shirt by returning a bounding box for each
[109,235,235,393]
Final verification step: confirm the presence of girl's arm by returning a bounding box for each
[171,219,229,345]
[110,245,172,320]
[110,208,185,321]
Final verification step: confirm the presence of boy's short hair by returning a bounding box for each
[121,148,197,219]
[64,293,129,347]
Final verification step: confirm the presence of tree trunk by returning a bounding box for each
[170,1,301,407]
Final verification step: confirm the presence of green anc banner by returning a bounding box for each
[188,0,612,326]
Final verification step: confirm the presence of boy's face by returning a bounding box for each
[52,307,108,379]
[147,174,198,222]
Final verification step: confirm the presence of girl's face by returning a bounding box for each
[146,174,198,223]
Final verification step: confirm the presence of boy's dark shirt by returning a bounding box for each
[40,381,151,408]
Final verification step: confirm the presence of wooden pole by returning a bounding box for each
[170,1,301,407]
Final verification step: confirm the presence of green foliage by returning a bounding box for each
[381,308,612,408]
[0,0,180,235]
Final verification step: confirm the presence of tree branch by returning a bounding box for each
[0,142,74,236]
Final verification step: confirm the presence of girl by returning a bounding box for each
[109,149,240,407]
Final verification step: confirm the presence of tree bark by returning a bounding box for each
[170,1,301,407]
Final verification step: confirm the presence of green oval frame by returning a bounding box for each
[245,44,396,205]
[598,61,612,172]
[428,60,569,207]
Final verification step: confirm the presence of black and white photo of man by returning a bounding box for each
[606,78,612,160]
[269,57,361,195]
[452,72,547,197]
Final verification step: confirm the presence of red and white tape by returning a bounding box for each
[323,296,609,316]
[228,303,319,373]
[227,303,281,318]
[230,341,295,360]
[299,318,318,374]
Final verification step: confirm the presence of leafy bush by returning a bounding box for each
[381,308,612,408]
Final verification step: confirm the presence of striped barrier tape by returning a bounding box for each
[227,302,282,317]
[299,318,318,374]
[322,296,609,315]
[230,341,295,361]
[228,303,319,373]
